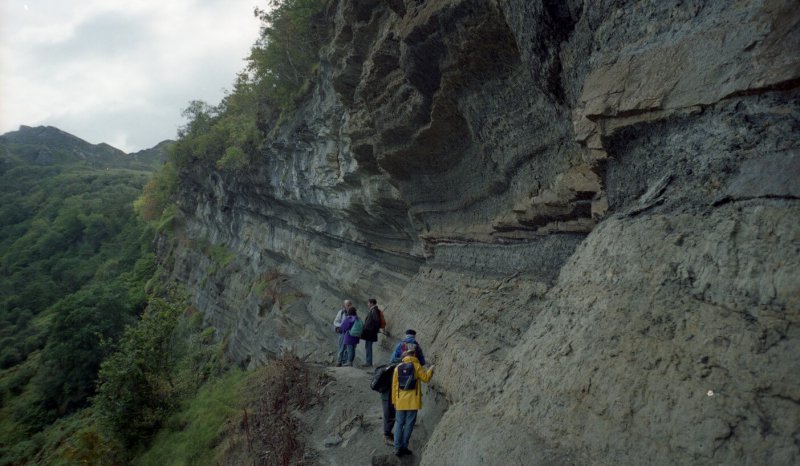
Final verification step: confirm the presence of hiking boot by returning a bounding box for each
[335,362,342,367]
[360,363,372,368]
[384,435,393,446]
[400,448,412,456]
[394,449,402,457]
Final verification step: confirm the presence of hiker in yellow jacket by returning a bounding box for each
[391,344,434,457]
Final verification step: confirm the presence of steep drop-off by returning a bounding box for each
[162,1,800,463]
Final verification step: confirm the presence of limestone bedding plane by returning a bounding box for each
[162,0,800,464]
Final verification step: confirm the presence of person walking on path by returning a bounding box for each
[333,300,355,367]
[390,329,426,365]
[360,298,386,367]
[370,362,398,446]
[339,308,362,366]
[391,344,434,456]
[380,378,396,446]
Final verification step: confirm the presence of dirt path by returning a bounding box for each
[301,342,437,465]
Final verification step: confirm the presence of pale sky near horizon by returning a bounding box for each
[0,0,263,153]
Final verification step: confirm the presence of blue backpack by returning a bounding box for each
[396,362,416,390]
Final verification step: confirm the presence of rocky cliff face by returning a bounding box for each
[162,0,800,463]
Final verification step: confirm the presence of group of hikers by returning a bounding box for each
[332,299,435,457]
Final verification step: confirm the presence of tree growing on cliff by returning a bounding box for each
[94,296,227,449]
[134,160,178,225]
[249,0,328,113]
[166,0,329,172]
[93,298,182,447]
[29,280,139,421]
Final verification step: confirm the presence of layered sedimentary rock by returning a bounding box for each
[163,0,800,463]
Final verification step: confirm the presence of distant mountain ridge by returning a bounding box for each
[0,125,172,171]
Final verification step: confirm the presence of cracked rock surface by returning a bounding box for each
[162,0,800,463]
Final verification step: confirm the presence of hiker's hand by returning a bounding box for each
[429,365,435,373]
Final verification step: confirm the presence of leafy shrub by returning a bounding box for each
[134,162,178,222]
[4,363,36,396]
[0,346,22,369]
[168,0,329,172]
[94,296,227,450]
[30,280,139,418]
[93,298,184,447]
[217,146,249,171]
[17,410,123,466]
[196,240,237,276]
[250,0,329,113]
[133,370,248,466]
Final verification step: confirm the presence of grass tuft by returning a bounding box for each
[133,370,249,466]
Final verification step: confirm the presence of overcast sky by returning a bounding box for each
[0,0,263,152]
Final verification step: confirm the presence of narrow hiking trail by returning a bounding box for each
[300,341,436,465]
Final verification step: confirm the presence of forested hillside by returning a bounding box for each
[0,127,185,464]
[0,0,327,462]
[0,126,162,400]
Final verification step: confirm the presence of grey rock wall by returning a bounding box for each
[163,0,800,463]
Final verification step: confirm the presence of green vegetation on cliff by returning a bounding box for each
[138,0,330,247]
[2,292,234,465]
[1,0,332,462]
[94,297,227,449]
[135,0,329,239]
[167,0,328,173]
[0,129,247,465]
[0,130,163,462]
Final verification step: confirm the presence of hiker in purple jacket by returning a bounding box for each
[339,308,360,366]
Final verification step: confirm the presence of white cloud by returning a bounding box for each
[0,0,262,152]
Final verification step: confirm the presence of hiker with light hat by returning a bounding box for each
[339,307,362,366]
[332,300,355,367]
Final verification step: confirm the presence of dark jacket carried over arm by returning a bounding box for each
[361,306,381,342]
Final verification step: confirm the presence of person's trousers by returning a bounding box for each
[336,332,345,364]
[364,340,374,366]
[394,409,417,450]
[381,395,396,437]
[343,344,355,365]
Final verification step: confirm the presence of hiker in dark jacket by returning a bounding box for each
[339,308,360,366]
[377,364,397,446]
[360,298,385,367]
[390,329,426,365]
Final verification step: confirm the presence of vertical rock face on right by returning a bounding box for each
[387,1,800,464]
